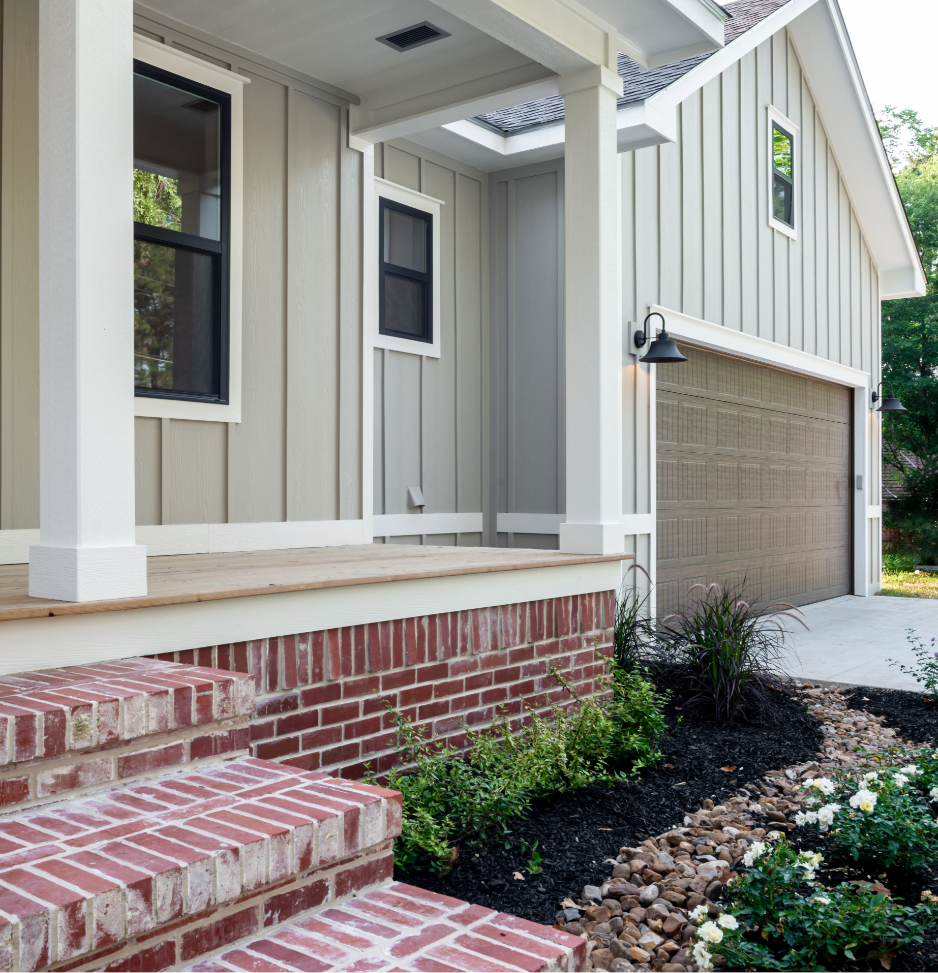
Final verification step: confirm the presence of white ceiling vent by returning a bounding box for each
[376,22,451,53]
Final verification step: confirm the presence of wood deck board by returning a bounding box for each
[0,544,633,621]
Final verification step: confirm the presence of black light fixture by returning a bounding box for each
[634,312,687,364]
[871,381,907,412]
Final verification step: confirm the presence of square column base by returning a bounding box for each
[29,545,147,602]
[559,522,624,555]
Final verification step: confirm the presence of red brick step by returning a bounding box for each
[0,757,400,971]
[184,881,585,973]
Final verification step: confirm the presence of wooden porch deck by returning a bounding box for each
[0,544,632,622]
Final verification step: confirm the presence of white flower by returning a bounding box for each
[930,786,938,802]
[717,914,739,930]
[799,851,823,868]
[811,896,831,905]
[816,804,840,831]
[894,773,910,788]
[743,840,767,867]
[697,921,724,944]
[804,795,818,806]
[860,771,880,786]
[692,941,714,972]
[905,764,923,776]
[804,777,836,795]
[767,830,782,841]
[689,904,709,923]
[794,810,818,827]
[849,788,877,813]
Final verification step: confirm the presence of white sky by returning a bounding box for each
[839,0,938,126]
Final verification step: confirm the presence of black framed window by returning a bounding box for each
[379,197,432,344]
[133,60,231,402]
[772,122,794,228]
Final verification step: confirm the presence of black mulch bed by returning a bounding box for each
[396,691,822,926]
[845,686,938,745]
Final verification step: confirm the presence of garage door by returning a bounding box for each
[656,344,852,616]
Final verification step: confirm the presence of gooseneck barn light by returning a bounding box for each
[634,312,688,364]
[871,381,907,413]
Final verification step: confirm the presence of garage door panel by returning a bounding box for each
[656,345,851,616]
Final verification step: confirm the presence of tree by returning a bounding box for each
[879,109,938,556]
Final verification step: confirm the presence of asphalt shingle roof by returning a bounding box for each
[474,0,792,135]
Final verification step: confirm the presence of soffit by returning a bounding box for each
[136,0,533,106]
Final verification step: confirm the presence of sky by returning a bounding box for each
[840,0,938,126]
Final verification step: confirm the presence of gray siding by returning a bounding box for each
[0,11,364,531]
[489,160,565,549]
[621,31,882,575]
[372,140,488,546]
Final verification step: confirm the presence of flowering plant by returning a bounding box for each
[805,764,938,872]
[887,627,938,695]
[718,838,937,970]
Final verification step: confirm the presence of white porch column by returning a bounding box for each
[558,66,625,555]
[29,0,146,602]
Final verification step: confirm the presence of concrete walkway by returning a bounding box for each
[781,594,938,691]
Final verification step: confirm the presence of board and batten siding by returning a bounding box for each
[489,160,566,552]
[372,140,488,547]
[0,7,364,540]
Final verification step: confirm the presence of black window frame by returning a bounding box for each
[771,121,795,230]
[133,59,232,404]
[378,196,433,345]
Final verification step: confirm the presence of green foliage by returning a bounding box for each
[368,659,666,872]
[716,838,937,972]
[887,627,938,695]
[882,549,918,573]
[133,169,182,230]
[621,581,801,720]
[526,840,543,876]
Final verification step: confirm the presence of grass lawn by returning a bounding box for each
[882,568,938,598]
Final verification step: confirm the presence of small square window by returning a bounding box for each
[772,123,794,228]
[133,60,231,403]
[379,197,432,344]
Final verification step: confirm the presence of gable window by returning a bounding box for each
[768,107,798,238]
[379,197,432,344]
[133,60,230,402]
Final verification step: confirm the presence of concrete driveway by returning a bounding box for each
[780,594,938,691]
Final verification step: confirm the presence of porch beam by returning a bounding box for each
[558,65,625,556]
[30,0,146,602]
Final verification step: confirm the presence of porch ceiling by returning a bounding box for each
[0,545,632,621]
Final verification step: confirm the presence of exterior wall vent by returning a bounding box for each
[377,22,451,53]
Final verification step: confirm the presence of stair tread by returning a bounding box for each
[0,757,400,971]
[182,881,584,973]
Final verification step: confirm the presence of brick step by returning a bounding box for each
[0,756,400,971]
[0,660,255,815]
[184,881,585,973]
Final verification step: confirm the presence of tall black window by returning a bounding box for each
[133,61,230,402]
[379,197,432,344]
[772,123,794,228]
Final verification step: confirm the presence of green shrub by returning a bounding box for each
[710,837,937,972]
[796,766,938,873]
[887,627,938,694]
[368,658,666,872]
[882,549,918,573]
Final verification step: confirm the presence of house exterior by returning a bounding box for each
[0,0,920,751]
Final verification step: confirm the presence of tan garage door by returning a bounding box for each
[656,345,852,615]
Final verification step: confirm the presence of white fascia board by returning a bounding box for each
[786,1,924,297]
[649,304,871,388]
[373,513,484,536]
[496,512,655,534]
[351,65,558,144]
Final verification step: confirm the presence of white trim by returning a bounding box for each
[361,146,377,543]
[496,512,655,535]
[866,505,882,519]
[372,178,443,359]
[132,36,247,423]
[373,513,483,537]
[0,560,623,676]
[649,305,870,389]
[767,105,798,239]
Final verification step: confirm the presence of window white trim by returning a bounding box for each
[767,104,798,239]
[132,35,247,422]
[372,177,443,359]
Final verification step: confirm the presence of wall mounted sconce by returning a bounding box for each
[871,382,906,412]
[633,312,687,364]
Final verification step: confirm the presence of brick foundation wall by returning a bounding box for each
[150,591,616,779]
